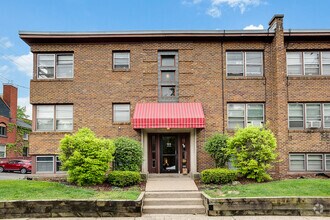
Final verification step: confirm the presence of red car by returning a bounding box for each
[0,159,32,174]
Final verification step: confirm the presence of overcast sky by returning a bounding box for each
[1,0,329,118]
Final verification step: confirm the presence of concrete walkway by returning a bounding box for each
[7,216,330,219]
[145,174,198,192]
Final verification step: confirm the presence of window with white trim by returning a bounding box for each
[36,105,73,131]
[289,153,329,172]
[228,103,264,129]
[0,123,6,136]
[113,51,130,69]
[286,51,330,76]
[36,156,54,173]
[326,154,330,171]
[307,154,323,171]
[113,104,130,123]
[288,103,330,129]
[289,154,305,171]
[0,145,5,158]
[37,54,73,79]
[227,51,263,76]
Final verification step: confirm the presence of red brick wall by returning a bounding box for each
[28,17,330,177]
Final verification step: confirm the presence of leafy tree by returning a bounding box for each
[204,133,229,168]
[113,137,143,171]
[59,128,115,186]
[227,126,277,182]
[17,106,29,119]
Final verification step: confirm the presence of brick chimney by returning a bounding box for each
[3,84,18,121]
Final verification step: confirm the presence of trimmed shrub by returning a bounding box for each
[108,171,141,187]
[204,133,229,168]
[113,137,143,171]
[59,128,115,186]
[201,168,238,184]
[227,126,277,182]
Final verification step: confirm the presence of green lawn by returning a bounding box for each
[0,180,141,201]
[204,179,330,198]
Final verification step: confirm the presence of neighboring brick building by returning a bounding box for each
[0,84,31,160]
[20,14,330,177]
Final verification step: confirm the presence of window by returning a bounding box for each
[113,104,130,123]
[0,145,5,158]
[0,123,6,136]
[289,154,305,171]
[228,103,264,129]
[37,54,73,79]
[158,51,179,102]
[326,154,330,171]
[289,153,329,172]
[288,103,330,129]
[307,154,323,171]
[287,52,302,75]
[227,51,263,76]
[36,105,73,131]
[288,103,304,129]
[113,51,130,69]
[36,156,54,173]
[286,51,330,76]
[23,133,29,140]
[56,156,62,172]
[22,146,28,157]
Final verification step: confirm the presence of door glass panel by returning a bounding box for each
[161,135,177,173]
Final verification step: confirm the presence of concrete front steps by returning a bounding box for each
[143,191,205,214]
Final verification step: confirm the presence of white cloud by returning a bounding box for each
[18,96,32,119]
[207,6,221,18]
[3,52,33,77]
[243,24,264,30]
[211,0,261,13]
[0,37,13,49]
[182,0,202,5]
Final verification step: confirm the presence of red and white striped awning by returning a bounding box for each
[133,103,205,129]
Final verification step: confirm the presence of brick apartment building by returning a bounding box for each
[20,14,330,177]
[0,84,31,160]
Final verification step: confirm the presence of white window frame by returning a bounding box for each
[307,154,323,171]
[113,103,131,123]
[326,154,330,171]
[37,54,74,79]
[0,145,6,158]
[288,103,304,129]
[35,105,73,132]
[322,52,330,75]
[289,154,305,171]
[113,51,130,69]
[226,51,263,77]
[227,103,264,129]
[286,51,330,76]
[36,156,54,173]
[305,103,321,128]
[286,52,303,76]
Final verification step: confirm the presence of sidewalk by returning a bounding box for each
[6,215,330,220]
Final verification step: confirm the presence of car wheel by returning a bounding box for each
[20,168,27,174]
[0,167,3,172]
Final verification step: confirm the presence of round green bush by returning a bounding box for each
[201,168,238,184]
[108,171,141,187]
[227,126,277,182]
[204,133,229,168]
[59,128,115,186]
[113,137,143,171]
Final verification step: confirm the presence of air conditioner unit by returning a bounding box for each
[307,121,321,129]
[247,121,263,127]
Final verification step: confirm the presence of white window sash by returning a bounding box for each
[289,154,305,171]
[36,156,55,173]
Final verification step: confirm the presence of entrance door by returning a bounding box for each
[160,135,178,173]
[148,133,190,174]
